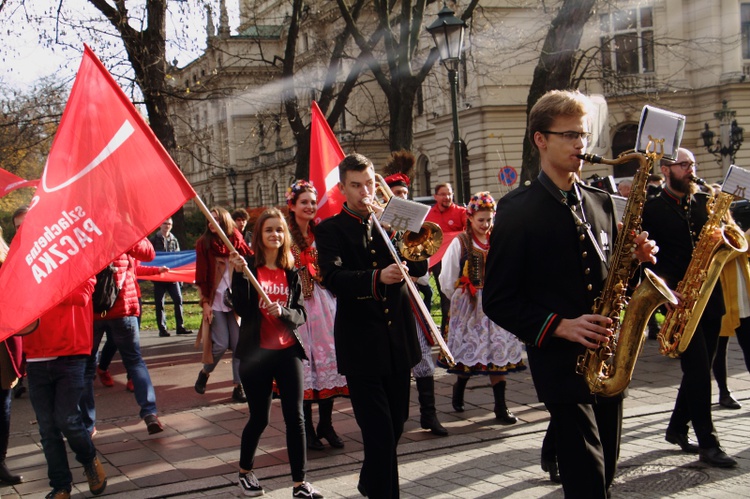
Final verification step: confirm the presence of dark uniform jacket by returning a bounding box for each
[641,188,724,319]
[316,204,425,377]
[231,255,308,362]
[483,172,619,404]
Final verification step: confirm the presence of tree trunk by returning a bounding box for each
[520,0,597,184]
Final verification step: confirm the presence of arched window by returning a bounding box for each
[271,181,280,206]
[416,155,431,197]
[256,184,263,207]
[611,124,640,177]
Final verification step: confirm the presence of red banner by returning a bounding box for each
[0,168,38,196]
[428,230,463,269]
[0,46,196,340]
[309,101,345,222]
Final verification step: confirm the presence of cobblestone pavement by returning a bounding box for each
[2,331,749,498]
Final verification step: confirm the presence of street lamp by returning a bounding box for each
[427,3,467,205]
[701,100,744,174]
[227,167,237,208]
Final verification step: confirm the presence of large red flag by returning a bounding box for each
[0,168,38,196]
[0,46,195,340]
[309,101,345,221]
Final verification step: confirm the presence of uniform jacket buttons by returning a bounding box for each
[586,284,593,291]
[582,251,588,258]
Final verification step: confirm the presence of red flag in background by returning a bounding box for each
[0,168,38,196]
[0,46,196,340]
[309,101,345,222]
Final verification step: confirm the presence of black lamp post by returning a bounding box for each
[427,4,467,205]
[701,100,744,174]
[227,167,238,208]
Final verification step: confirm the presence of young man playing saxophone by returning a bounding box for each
[483,90,658,498]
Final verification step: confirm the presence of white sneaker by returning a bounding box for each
[238,471,264,497]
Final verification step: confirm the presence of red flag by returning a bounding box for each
[0,168,38,196]
[428,230,463,269]
[0,46,196,340]
[309,101,345,221]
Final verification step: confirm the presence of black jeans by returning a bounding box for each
[238,347,306,482]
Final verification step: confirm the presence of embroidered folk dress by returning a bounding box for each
[438,232,526,375]
[293,238,349,399]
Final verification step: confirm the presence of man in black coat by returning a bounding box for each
[316,153,424,499]
[641,147,737,468]
[483,90,657,498]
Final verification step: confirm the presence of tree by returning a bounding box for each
[336,0,479,152]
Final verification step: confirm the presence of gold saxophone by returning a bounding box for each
[657,177,749,357]
[575,139,677,396]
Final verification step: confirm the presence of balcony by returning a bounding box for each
[601,72,657,96]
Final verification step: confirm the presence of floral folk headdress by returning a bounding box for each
[286,179,318,207]
[466,191,496,216]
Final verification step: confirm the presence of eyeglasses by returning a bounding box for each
[541,130,593,142]
[668,161,695,170]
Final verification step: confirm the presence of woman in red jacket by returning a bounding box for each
[194,207,251,401]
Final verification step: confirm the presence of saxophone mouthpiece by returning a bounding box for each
[577,153,604,164]
[689,175,707,186]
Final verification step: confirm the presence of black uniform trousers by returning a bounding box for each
[346,370,411,499]
[545,399,622,499]
[668,314,721,448]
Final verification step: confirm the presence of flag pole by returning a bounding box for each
[192,195,272,307]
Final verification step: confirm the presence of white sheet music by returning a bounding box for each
[380,196,430,232]
[722,165,750,200]
[636,105,685,160]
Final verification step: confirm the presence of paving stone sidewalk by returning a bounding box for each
[2,332,749,498]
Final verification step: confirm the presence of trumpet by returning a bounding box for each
[366,175,455,364]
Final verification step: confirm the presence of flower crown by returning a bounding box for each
[286,179,318,206]
[466,191,496,216]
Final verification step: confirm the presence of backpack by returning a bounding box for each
[92,263,121,315]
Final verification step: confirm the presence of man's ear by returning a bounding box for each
[533,131,546,150]
[338,181,344,194]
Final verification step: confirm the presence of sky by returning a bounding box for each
[1,0,239,92]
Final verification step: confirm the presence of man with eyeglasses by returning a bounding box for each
[483,89,658,498]
[150,218,192,337]
[641,147,738,468]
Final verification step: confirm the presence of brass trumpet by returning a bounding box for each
[372,174,444,261]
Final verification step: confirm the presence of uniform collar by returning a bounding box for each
[341,203,370,223]
[662,185,691,206]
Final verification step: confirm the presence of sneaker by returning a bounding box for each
[195,370,209,394]
[97,368,114,387]
[233,384,247,403]
[126,379,134,392]
[83,457,107,495]
[176,327,193,335]
[144,414,164,435]
[45,488,71,499]
[293,481,324,498]
[158,329,171,337]
[238,471,264,497]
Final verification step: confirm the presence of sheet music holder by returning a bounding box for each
[380,196,430,233]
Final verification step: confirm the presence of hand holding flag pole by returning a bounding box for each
[192,195,272,307]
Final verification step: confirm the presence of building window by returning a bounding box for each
[271,181,279,206]
[600,7,654,74]
[743,4,750,59]
[256,184,263,206]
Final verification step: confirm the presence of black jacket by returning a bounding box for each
[316,204,424,377]
[231,255,307,362]
[483,174,620,403]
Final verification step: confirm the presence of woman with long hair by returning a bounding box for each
[229,208,322,498]
[438,191,526,423]
[286,180,348,450]
[194,207,251,402]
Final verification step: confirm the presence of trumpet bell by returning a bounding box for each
[400,221,443,261]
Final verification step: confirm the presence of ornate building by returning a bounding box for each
[168,1,750,209]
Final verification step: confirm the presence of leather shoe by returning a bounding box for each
[699,446,737,468]
[541,458,561,483]
[719,393,742,409]
[665,431,699,454]
[317,425,345,448]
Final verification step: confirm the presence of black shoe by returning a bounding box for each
[0,462,22,485]
[699,446,738,468]
[541,458,561,483]
[357,481,367,497]
[306,430,325,451]
[176,327,193,335]
[158,330,171,337]
[317,425,345,448]
[194,370,209,394]
[452,377,468,412]
[232,384,247,403]
[665,431,699,454]
[719,393,742,409]
[494,408,518,425]
[144,414,164,435]
[420,414,448,436]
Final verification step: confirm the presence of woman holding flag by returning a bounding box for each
[229,208,322,498]
[438,191,526,423]
[286,180,348,451]
[194,207,251,402]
